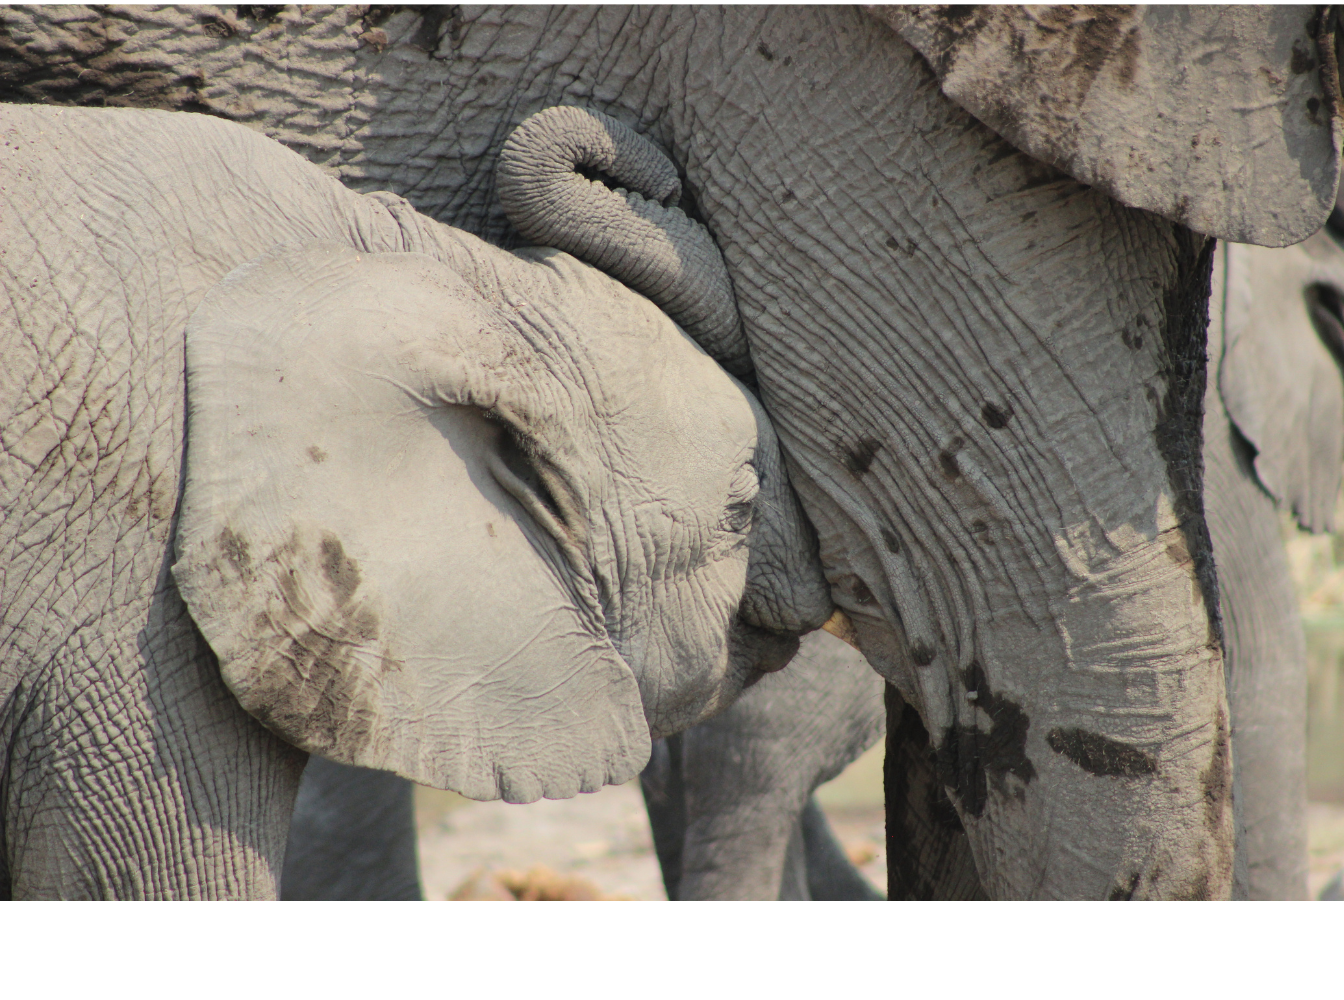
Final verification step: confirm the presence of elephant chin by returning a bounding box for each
[731,620,801,685]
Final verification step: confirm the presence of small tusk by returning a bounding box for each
[821,609,862,651]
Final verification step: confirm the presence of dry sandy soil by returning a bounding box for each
[414,743,1343,900]
[415,742,887,901]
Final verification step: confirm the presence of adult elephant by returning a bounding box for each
[0,104,829,898]
[641,221,1344,903]
[6,4,1341,898]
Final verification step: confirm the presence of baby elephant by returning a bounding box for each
[0,105,830,899]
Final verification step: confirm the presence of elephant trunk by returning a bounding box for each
[497,106,752,378]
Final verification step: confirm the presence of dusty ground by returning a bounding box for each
[416,742,887,901]
[417,735,1342,900]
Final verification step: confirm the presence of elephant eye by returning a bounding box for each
[719,499,755,536]
[720,463,760,535]
[491,427,582,548]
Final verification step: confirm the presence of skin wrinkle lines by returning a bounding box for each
[774,311,1053,618]
[0,4,1268,898]
[725,148,1080,567]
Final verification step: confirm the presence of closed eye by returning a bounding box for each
[720,463,760,535]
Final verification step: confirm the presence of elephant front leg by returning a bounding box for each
[769,212,1233,899]
[1,582,305,899]
[281,757,422,900]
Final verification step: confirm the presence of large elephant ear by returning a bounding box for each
[1215,234,1344,531]
[172,240,650,803]
[873,5,1341,246]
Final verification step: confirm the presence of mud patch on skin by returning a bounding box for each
[905,6,1141,102]
[1107,871,1141,900]
[218,528,393,762]
[937,437,963,480]
[981,401,1012,429]
[217,526,253,578]
[1152,229,1221,646]
[1046,727,1157,777]
[841,437,883,475]
[1200,706,1231,833]
[936,661,1036,817]
[884,688,987,900]
[0,9,226,114]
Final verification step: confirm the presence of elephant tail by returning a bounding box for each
[496,105,751,378]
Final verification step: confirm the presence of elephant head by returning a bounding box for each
[171,236,830,805]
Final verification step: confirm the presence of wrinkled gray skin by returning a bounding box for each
[0,104,829,898]
[6,5,1341,898]
[651,227,1344,902]
[640,629,885,900]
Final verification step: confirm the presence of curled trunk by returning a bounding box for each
[497,106,751,378]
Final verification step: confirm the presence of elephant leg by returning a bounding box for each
[281,757,422,901]
[673,633,885,900]
[640,632,885,900]
[0,570,306,899]
[1202,245,1310,900]
[777,815,810,900]
[638,735,688,901]
[883,687,987,900]
[800,797,884,901]
[1204,413,1309,899]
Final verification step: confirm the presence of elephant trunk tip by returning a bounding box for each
[497,105,753,380]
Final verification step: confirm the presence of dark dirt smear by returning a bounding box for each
[884,687,988,899]
[842,437,883,475]
[937,444,962,480]
[919,5,1139,103]
[247,533,383,758]
[1046,727,1156,777]
[910,641,937,666]
[236,5,285,20]
[936,661,1035,817]
[851,577,877,607]
[217,526,252,577]
[307,445,328,464]
[1107,871,1140,900]
[879,526,901,554]
[1200,706,1231,833]
[1152,229,1221,647]
[319,533,362,606]
[407,6,449,54]
[981,402,1013,429]
[1291,38,1318,74]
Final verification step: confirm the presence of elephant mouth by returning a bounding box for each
[730,619,800,688]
